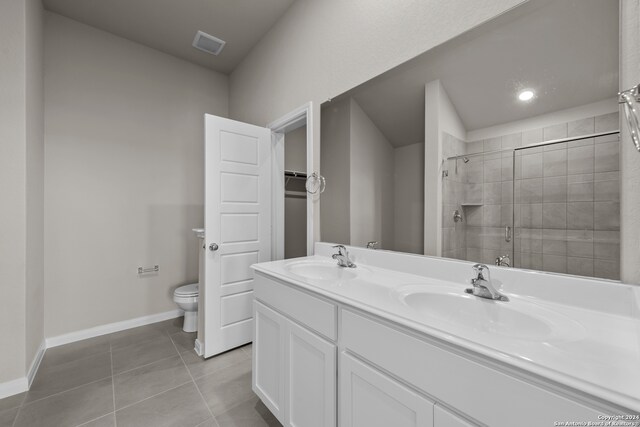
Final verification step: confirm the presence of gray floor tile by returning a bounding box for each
[115,383,211,427]
[26,352,112,403]
[196,418,220,427]
[151,318,185,336]
[0,392,25,412]
[114,355,191,410]
[195,359,254,416]
[216,397,282,427]
[14,378,113,427]
[0,407,19,427]
[77,413,116,426]
[112,335,178,375]
[109,324,171,351]
[170,331,197,353]
[41,336,110,369]
[182,347,249,380]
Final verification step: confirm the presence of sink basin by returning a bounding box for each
[285,260,358,282]
[397,288,584,341]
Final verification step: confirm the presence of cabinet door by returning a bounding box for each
[253,301,287,423]
[286,321,336,427]
[340,353,433,427]
[434,405,476,427]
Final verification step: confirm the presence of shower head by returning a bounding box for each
[462,157,469,163]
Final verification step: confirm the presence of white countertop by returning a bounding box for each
[252,252,640,412]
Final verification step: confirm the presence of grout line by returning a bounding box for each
[73,412,115,427]
[112,352,181,377]
[110,344,116,427]
[19,374,114,407]
[114,380,193,413]
[169,335,218,425]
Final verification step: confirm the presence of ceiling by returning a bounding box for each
[337,0,618,147]
[43,0,296,74]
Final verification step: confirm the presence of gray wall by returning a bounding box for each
[44,13,229,338]
[394,142,425,254]
[0,0,44,386]
[349,99,395,249]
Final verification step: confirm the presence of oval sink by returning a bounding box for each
[285,260,358,282]
[399,290,583,341]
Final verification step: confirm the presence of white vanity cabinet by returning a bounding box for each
[253,274,337,427]
[340,352,434,427]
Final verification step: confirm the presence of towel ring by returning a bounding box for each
[305,172,326,194]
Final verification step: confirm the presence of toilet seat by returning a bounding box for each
[174,283,198,297]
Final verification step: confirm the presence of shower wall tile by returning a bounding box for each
[568,181,594,202]
[520,228,542,253]
[567,230,594,258]
[567,145,594,175]
[483,182,502,204]
[483,227,503,250]
[520,203,542,228]
[568,257,594,277]
[543,123,568,142]
[594,180,619,202]
[464,183,483,205]
[594,201,620,230]
[465,206,483,227]
[501,157,514,181]
[466,247,482,262]
[567,202,594,230]
[521,153,543,178]
[543,254,567,274]
[593,259,619,280]
[542,203,567,229]
[466,226,483,248]
[520,178,543,203]
[594,133,618,145]
[483,205,502,227]
[594,112,619,133]
[594,141,620,172]
[543,176,567,203]
[501,133,522,150]
[594,230,620,260]
[465,140,484,154]
[542,229,567,255]
[502,182,514,203]
[543,149,567,177]
[568,117,594,137]
[483,158,502,182]
[522,128,543,147]
[483,137,502,152]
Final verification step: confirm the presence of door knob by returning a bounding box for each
[209,243,219,251]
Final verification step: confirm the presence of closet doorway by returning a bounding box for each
[283,126,308,258]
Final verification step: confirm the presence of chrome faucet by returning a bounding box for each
[495,254,511,267]
[332,245,356,268]
[366,241,379,249]
[465,264,509,301]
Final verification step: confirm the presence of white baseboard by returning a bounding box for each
[46,309,184,348]
[0,377,28,400]
[0,339,46,400]
[27,340,46,388]
[194,339,204,356]
[0,309,184,400]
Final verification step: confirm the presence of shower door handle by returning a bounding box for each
[505,226,512,243]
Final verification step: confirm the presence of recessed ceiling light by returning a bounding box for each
[518,90,535,101]
[192,31,226,56]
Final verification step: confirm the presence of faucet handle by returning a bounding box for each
[472,263,490,281]
[332,244,347,255]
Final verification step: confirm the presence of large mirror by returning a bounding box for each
[320,0,620,280]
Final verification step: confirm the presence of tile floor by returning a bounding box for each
[0,318,282,427]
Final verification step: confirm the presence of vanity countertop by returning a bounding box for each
[252,253,640,413]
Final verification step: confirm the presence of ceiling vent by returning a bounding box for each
[192,31,226,56]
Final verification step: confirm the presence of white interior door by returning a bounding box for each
[204,114,272,358]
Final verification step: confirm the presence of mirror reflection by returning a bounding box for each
[320,0,620,280]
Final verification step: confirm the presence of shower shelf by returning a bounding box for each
[460,203,483,207]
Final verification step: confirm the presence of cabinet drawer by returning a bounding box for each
[342,309,600,427]
[254,272,337,341]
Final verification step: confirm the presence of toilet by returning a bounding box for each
[173,283,199,332]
